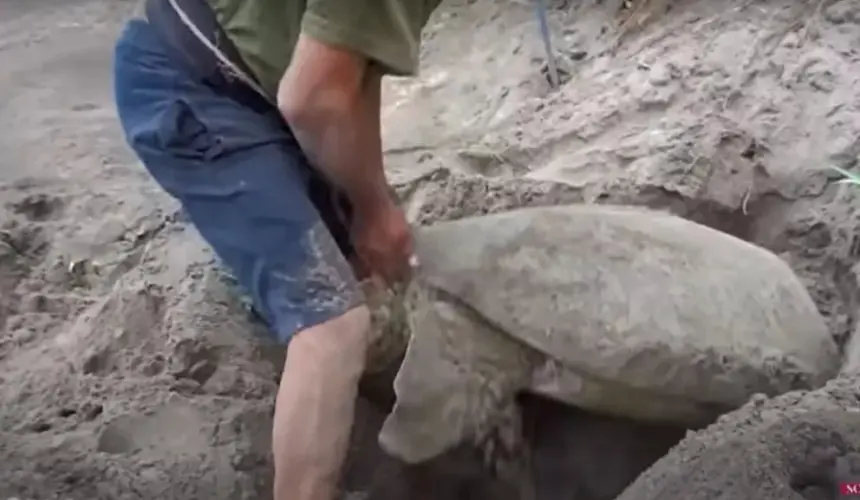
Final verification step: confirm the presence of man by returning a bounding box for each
[113,0,440,498]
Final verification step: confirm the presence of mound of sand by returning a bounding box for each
[616,376,860,500]
[2,0,860,498]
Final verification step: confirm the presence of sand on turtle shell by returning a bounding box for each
[2,0,860,498]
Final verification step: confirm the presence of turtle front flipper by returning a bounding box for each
[379,279,541,468]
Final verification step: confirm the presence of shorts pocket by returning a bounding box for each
[145,98,225,161]
[126,98,247,199]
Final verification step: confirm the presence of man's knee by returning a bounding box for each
[296,305,371,347]
[286,306,371,377]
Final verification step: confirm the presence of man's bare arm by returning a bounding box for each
[277,34,389,214]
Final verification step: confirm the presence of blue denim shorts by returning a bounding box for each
[113,20,363,343]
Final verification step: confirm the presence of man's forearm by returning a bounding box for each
[280,69,389,213]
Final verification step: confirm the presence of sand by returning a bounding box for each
[616,377,860,500]
[2,0,860,498]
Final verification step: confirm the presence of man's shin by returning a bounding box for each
[272,306,371,500]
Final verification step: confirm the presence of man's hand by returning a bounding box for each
[351,197,413,287]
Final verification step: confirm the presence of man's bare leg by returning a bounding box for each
[273,306,370,500]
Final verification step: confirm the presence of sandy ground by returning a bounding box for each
[616,375,860,500]
[2,0,860,498]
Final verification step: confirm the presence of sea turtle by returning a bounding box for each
[367,204,839,470]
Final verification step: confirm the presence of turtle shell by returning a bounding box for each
[379,204,838,463]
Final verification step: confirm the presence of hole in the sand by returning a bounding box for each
[0,224,50,259]
[140,354,166,376]
[81,350,108,375]
[569,50,587,61]
[791,464,838,500]
[30,421,52,433]
[520,393,687,500]
[632,187,760,242]
[792,457,839,500]
[169,339,219,385]
[97,423,135,455]
[80,402,103,421]
[71,103,98,112]
[787,423,855,500]
[58,408,77,418]
[9,193,64,221]
[341,397,521,499]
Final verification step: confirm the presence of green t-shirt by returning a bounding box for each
[206,0,441,98]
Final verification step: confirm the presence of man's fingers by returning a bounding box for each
[355,237,414,288]
[368,273,387,293]
[374,253,412,287]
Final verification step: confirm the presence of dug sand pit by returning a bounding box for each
[2,0,860,498]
